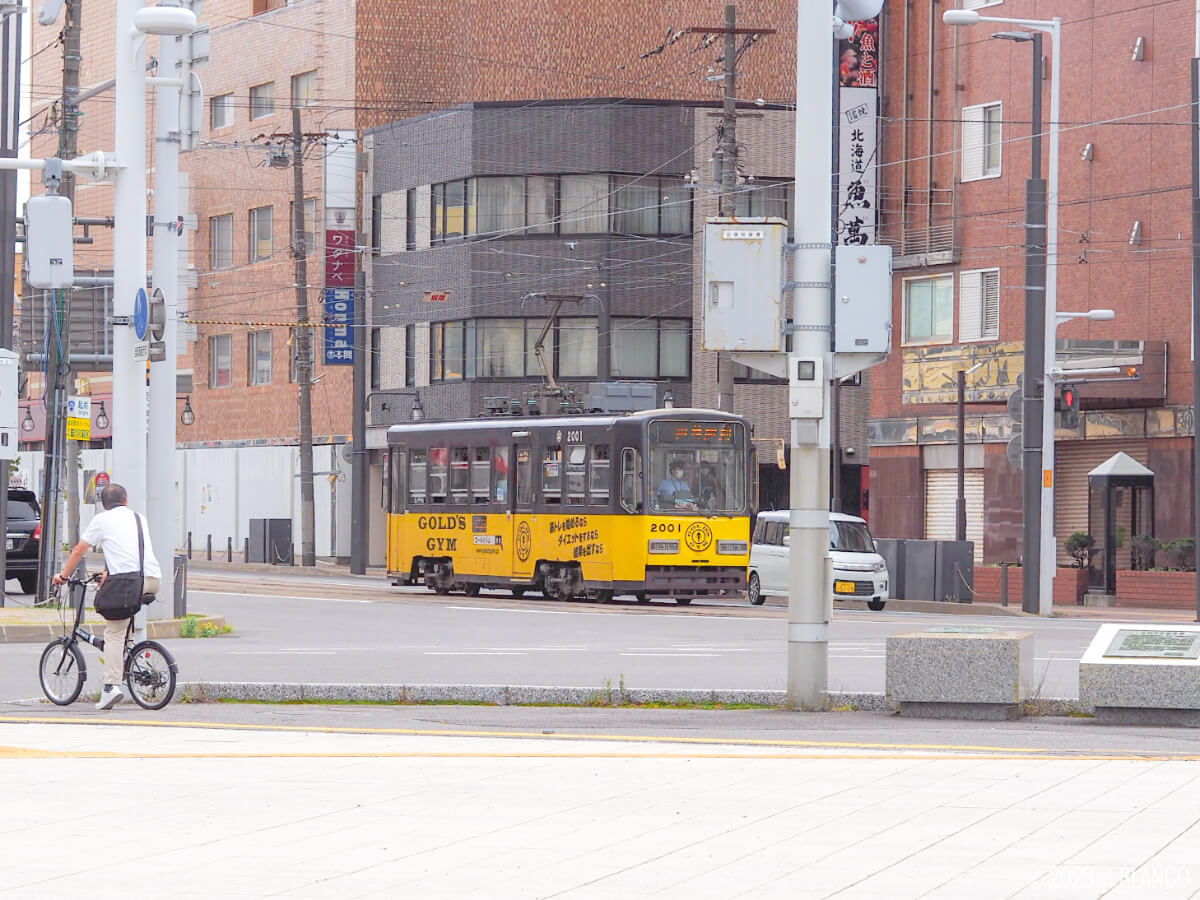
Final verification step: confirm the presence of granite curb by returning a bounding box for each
[176,682,1094,717]
[0,615,227,643]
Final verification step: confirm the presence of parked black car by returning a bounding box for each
[6,489,41,594]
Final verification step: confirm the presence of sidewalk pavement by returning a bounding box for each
[1,710,1198,898]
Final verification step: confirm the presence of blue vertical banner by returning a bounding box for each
[323,288,354,364]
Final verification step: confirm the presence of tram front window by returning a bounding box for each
[649,420,745,513]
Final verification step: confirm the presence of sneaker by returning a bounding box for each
[96,684,126,711]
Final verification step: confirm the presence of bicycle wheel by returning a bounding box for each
[39,638,85,706]
[125,641,177,710]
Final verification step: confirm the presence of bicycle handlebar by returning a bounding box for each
[63,573,103,587]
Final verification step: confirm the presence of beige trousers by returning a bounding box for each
[101,575,160,686]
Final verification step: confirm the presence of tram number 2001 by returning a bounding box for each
[650,522,680,534]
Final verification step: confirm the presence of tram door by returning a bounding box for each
[511,438,535,582]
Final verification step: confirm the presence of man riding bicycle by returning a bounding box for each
[52,483,161,710]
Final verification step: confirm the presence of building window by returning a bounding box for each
[252,0,288,13]
[249,82,275,120]
[249,205,273,262]
[431,178,472,244]
[526,176,556,233]
[478,318,525,378]
[559,174,610,234]
[248,331,272,385]
[210,93,233,130]
[475,176,525,236]
[612,176,659,234]
[611,318,691,378]
[734,180,790,221]
[404,325,415,386]
[405,189,416,251]
[959,268,1000,342]
[209,214,233,270]
[290,70,317,108]
[558,318,598,377]
[370,195,381,257]
[962,101,1002,181]
[290,197,316,256]
[370,327,381,391]
[903,275,954,345]
[209,334,232,388]
[963,0,1003,9]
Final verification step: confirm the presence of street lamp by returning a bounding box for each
[178,396,194,427]
[94,401,109,431]
[20,406,34,433]
[663,388,674,409]
[944,9,1062,616]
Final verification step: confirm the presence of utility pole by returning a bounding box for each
[716,3,738,415]
[60,0,82,558]
[35,0,81,601]
[149,0,186,621]
[291,105,316,567]
[0,6,22,606]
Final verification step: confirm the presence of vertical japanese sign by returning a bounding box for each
[324,130,358,361]
[323,288,354,364]
[837,18,880,246]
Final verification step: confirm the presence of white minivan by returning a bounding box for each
[748,510,889,610]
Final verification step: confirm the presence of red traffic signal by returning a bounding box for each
[1060,383,1080,428]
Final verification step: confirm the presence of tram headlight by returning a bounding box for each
[717,540,748,555]
[648,540,679,554]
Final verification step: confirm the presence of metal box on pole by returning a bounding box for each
[701,216,786,352]
[833,244,893,354]
[24,194,74,289]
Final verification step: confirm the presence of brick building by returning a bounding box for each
[870,1,1195,580]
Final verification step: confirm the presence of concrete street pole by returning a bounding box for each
[1038,20,1062,616]
[149,3,181,617]
[788,1,833,709]
[112,0,149,511]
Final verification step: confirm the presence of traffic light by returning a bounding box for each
[1060,383,1080,429]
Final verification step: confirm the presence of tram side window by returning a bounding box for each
[516,447,532,506]
[409,450,428,504]
[589,444,610,506]
[565,445,587,505]
[543,445,562,504]
[450,447,470,503]
[391,449,406,512]
[472,448,490,503]
[381,451,391,511]
[429,447,449,503]
[620,447,642,513]
[494,446,511,503]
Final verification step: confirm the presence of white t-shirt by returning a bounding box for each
[80,506,161,579]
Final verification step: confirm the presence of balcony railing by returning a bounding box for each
[877,187,955,259]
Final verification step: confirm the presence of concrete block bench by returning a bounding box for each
[886,626,1034,720]
[1080,624,1200,726]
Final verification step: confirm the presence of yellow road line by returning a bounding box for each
[0,714,1052,754]
[0,745,1195,762]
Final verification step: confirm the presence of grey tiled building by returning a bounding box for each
[364,99,871,513]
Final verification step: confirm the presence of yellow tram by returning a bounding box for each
[382,409,753,603]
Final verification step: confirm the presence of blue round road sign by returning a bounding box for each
[133,288,149,341]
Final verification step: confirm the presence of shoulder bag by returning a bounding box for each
[94,510,147,621]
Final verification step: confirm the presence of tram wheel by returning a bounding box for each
[675,598,693,606]
[462,584,481,597]
[596,590,614,603]
[511,587,526,598]
[634,592,649,604]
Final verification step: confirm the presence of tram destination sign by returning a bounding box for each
[1103,629,1200,660]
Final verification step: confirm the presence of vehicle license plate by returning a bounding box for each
[834,580,855,594]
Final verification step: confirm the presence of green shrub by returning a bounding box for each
[1064,532,1094,569]
[1129,534,1159,571]
[1164,538,1197,572]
